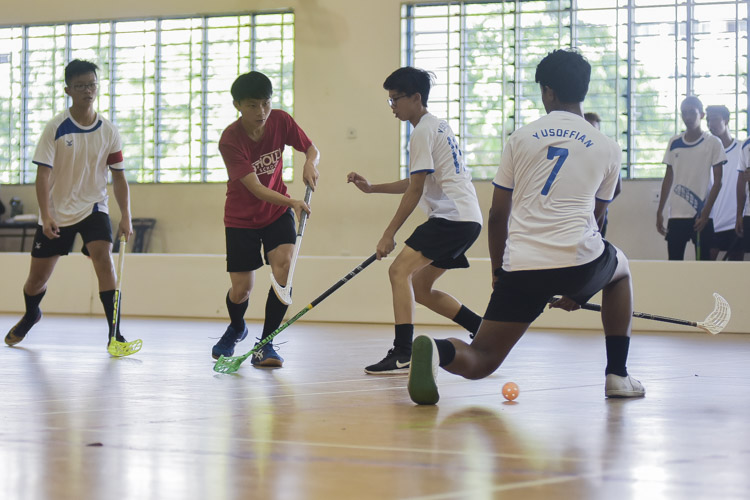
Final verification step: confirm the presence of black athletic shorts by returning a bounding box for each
[404,217,481,269]
[31,211,113,258]
[225,209,296,273]
[711,228,742,252]
[484,241,619,323]
[666,217,713,258]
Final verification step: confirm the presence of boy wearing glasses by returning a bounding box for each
[5,59,134,350]
[347,67,483,374]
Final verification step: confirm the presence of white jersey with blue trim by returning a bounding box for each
[709,138,740,232]
[32,110,124,227]
[740,137,750,217]
[493,111,621,271]
[409,113,482,225]
[662,130,726,219]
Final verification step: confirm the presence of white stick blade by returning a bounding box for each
[697,293,731,335]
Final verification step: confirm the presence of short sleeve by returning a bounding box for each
[281,111,313,153]
[595,142,623,202]
[31,120,57,168]
[107,123,124,170]
[493,137,514,191]
[408,126,434,175]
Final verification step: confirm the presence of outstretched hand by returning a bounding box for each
[347,172,373,193]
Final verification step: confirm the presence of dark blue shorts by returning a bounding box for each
[31,211,112,258]
[405,217,481,269]
[484,241,619,323]
[225,209,296,273]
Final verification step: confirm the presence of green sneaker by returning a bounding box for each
[407,335,440,405]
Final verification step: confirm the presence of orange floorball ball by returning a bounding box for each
[502,382,519,401]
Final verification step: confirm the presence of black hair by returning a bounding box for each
[65,59,99,86]
[383,67,434,107]
[584,112,601,124]
[535,49,590,103]
[706,104,730,123]
[231,71,273,102]
[681,96,704,114]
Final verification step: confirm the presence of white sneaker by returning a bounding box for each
[407,336,440,405]
[605,374,645,398]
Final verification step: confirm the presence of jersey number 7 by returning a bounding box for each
[541,146,569,195]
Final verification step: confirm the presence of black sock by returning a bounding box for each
[605,335,630,377]
[262,287,288,341]
[435,339,456,367]
[226,292,249,332]
[452,305,482,335]
[23,289,46,320]
[394,324,414,350]
[99,290,119,338]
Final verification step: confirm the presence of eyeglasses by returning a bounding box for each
[71,83,98,92]
[387,94,409,107]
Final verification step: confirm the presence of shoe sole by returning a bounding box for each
[408,336,439,405]
[364,367,409,375]
[4,311,42,346]
[253,359,283,368]
[606,390,645,398]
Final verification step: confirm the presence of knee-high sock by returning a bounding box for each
[262,287,289,340]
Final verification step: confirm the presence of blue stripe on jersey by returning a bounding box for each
[410,169,434,174]
[743,137,750,149]
[54,118,103,141]
[492,182,513,192]
[32,161,53,169]
[726,141,738,154]
[595,196,613,203]
[669,136,705,151]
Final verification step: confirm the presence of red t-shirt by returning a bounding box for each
[219,109,313,228]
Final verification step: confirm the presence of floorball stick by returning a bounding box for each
[549,292,730,335]
[271,185,313,305]
[215,253,378,373]
[107,235,143,357]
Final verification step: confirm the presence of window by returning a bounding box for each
[402,1,749,179]
[0,11,295,184]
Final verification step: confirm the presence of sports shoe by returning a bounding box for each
[107,331,128,347]
[5,309,42,346]
[364,346,412,374]
[250,340,284,367]
[211,325,249,360]
[605,373,646,398]
[407,335,440,405]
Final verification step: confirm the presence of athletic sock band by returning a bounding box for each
[452,305,482,335]
[226,291,249,332]
[394,324,414,349]
[605,335,630,377]
[99,290,117,335]
[262,287,288,340]
[435,339,456,367]
[23,289,46,320]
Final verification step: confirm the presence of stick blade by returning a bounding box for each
[213,355,245,374]
[697,293,731,335]
[108,338,143,357]
[271,274,293,305]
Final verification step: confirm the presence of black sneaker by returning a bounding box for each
[5,309,42,346]
[364,347,411,375]
[212,325,249,360]
[250,341,284,367]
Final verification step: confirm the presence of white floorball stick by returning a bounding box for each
[271,185,312,305]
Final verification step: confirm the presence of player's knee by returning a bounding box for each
[460,348,500,380]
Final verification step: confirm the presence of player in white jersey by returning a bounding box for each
[735,137,750,258]
[657,97,726,260]
[706,105,743,260]
[5,60,133,351]
[347,67,483,375]
[407,49,644,405]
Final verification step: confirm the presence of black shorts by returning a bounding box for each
[404,218,481,269]
[225,209,296,273]
[31,212,113,258]
[744,217,750,252]
[711,228,742,252]
[484,241,619,323]
[666,217,713,255]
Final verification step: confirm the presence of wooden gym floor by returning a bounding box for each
[0,315,749,500]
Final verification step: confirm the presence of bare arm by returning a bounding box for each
[594,200,609,232]
[111,169,133,241]
[736,170,747,237]
[35,165,59,239]
[346,172,409,194]
[239,172,310,222]
[488,187,512,285]
[375,173,426,259]
[694,163,723,232]
[302,144,320,190]
[656,165,674,236]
